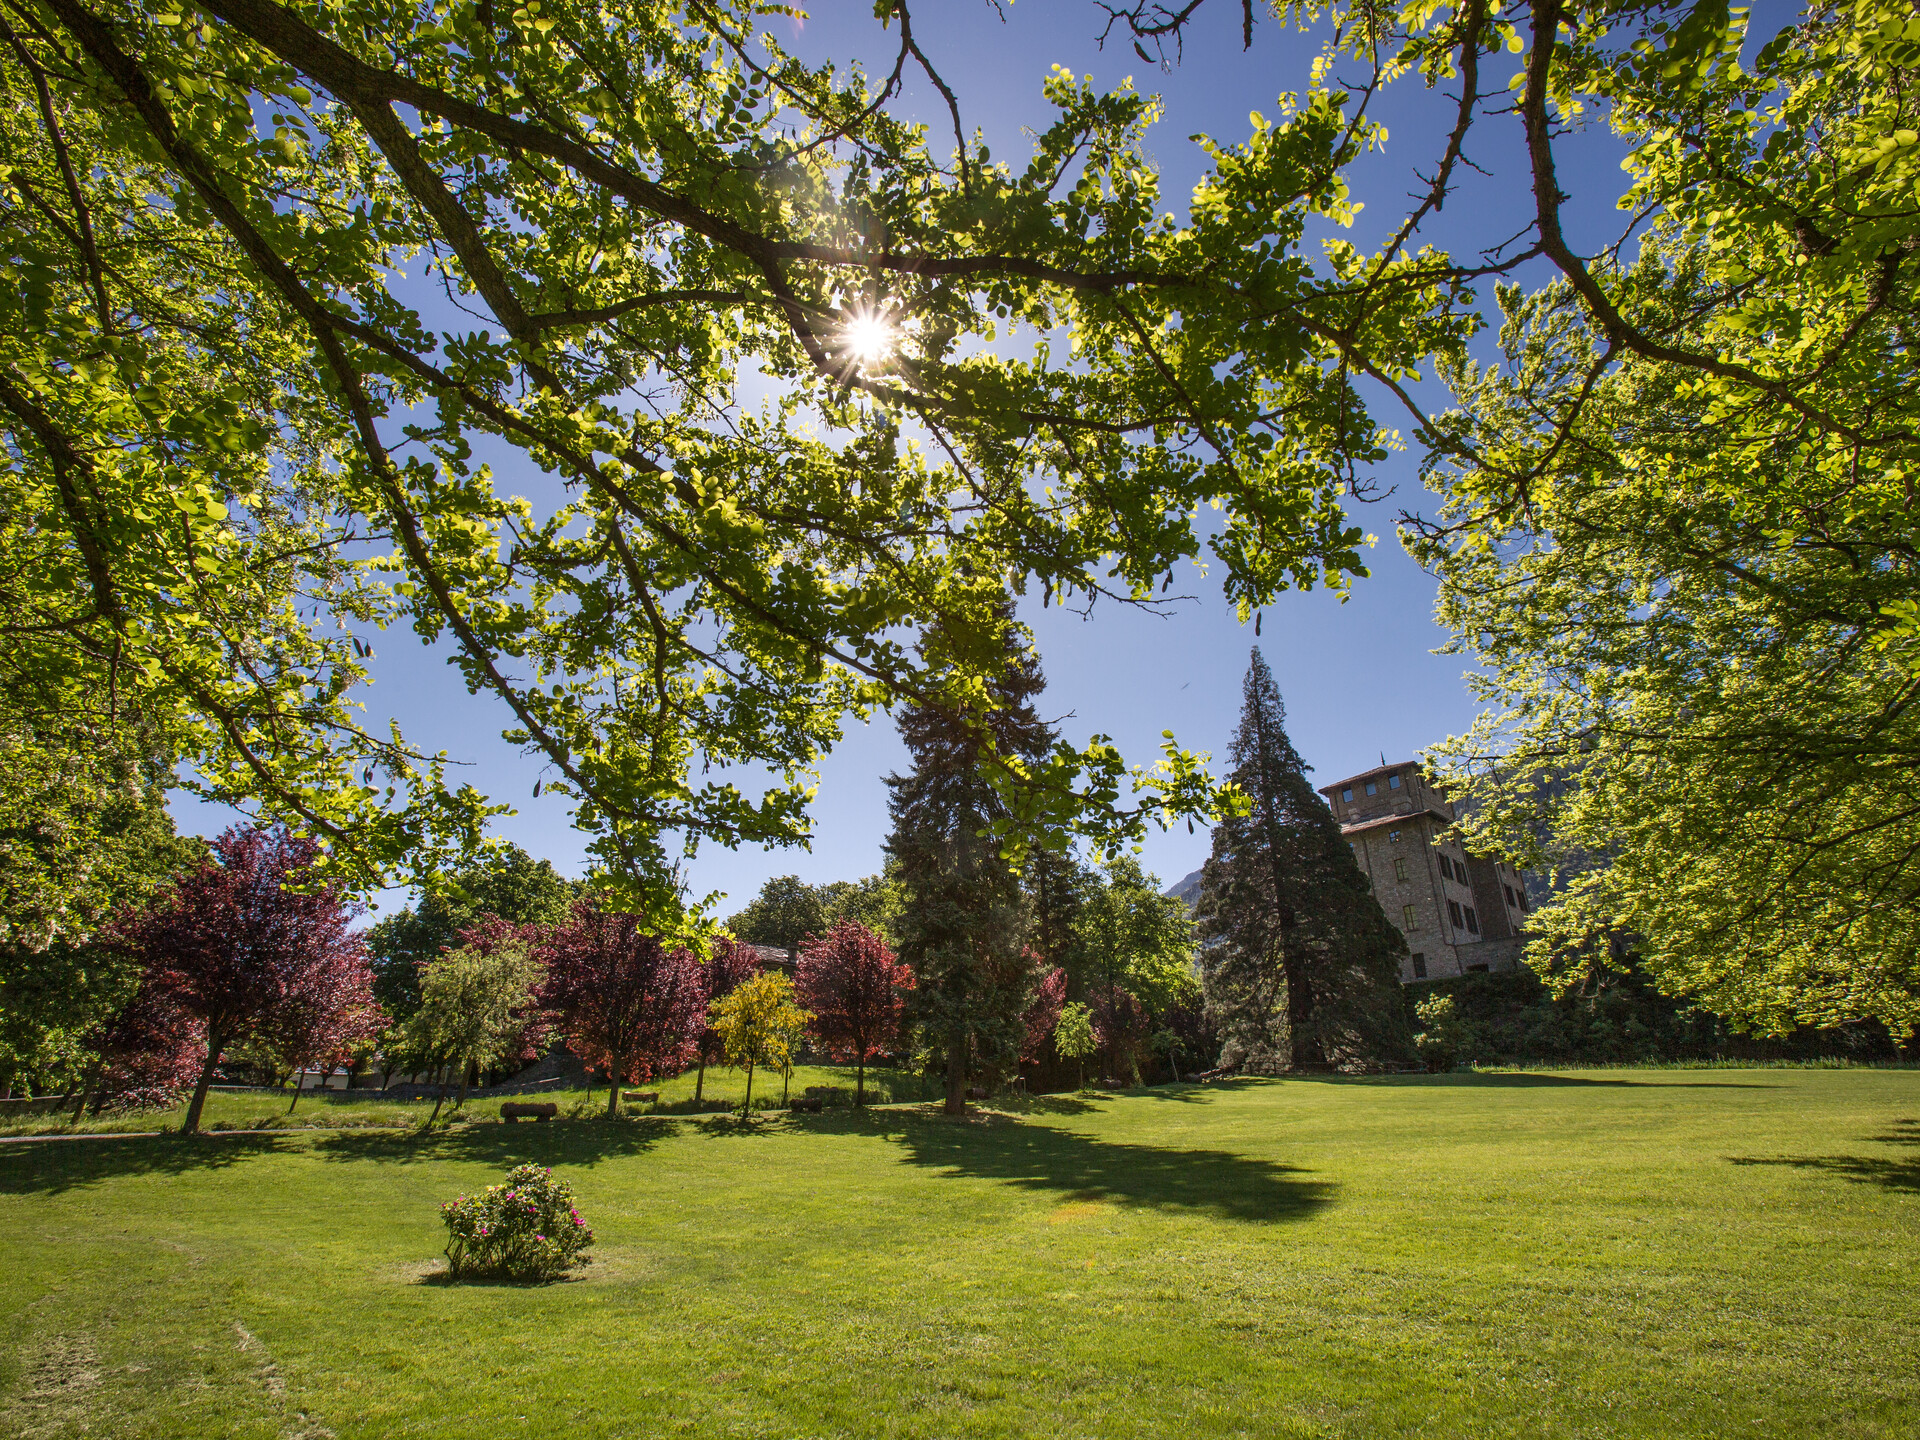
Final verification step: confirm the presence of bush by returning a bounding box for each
[440,1163,594,1282]
[1413,994,1475,1071]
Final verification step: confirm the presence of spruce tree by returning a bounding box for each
[885,617,1054,1115]
[1196,650,1410,1071]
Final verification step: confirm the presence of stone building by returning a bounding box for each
[1318,761,1532,982]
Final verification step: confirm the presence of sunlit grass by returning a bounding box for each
[2,1069,1916,1438]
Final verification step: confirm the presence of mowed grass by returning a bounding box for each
[1,1070,1916,1439]
[0,1063,940,1137]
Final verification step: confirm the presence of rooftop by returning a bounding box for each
[1317,760,1420,796]
[1339,808,1454,838]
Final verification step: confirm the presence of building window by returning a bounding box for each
[1411,952,1427,979]
[1341,786,1352,802]
[1447,899,1463,927]
[1365,780,1378,795]
[1388,774,1402,789]
[1518,890,1530,913]
[1388,828,1401,843]
[1438,854,1454,882]
[1464,906,1479,934]
[1402,904,1420,932]
[1503,883,1516,907]
[1393,857,1409,882]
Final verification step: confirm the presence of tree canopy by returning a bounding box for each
[0,0,1474,916]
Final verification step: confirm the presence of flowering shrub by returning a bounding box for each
[440,1164,594,1282]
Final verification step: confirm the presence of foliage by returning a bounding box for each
[887,617,1052,1112]
[724,876,831,955]
[1052,1000,1098,1088]
[366,846,574,1026]
[112,824,374,1132]
[707,970,811,1113]
[1196,652,1410,1071]
[820,871,907,948]
[1019,965,1068,1065]
[0,714,197,1096]
[1071,855,1197,1014]
[398,917,545,1116]
[1089,986,1153,1086]
[2,0,1495,911]
[1412,995,1473,1072]
[690,933,764,1101]
[536,899,706,1116]
[1407,964,1907,1067]
[795,920,911,1104]
[74,974,204,1113]
[441,1163,593,1283]
[1024,848,1091,978]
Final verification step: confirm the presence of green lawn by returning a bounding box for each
[1,1068,1915,1439]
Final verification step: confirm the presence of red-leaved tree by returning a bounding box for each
[693,935,763,1104]
[122,825,374,1134]
[74,978,206,1120]
[1019,965,1068,1067]
[261,933,384,1113]
[794,920,911,1106]
[536,899,706,1117]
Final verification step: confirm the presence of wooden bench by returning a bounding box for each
[499,1102,557,1123]
[621,1091,658,1103]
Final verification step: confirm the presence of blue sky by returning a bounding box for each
[174,0,1768,912]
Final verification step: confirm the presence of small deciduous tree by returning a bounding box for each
[119,825,372,1134]
[537,900,704,1117]
[708,971,811,1116]
[795,920,911,1106]
[401,918,545,1121]
[692,935,763,1104]
[1019,965,1068,1068]
[1053,1002,1097,1090]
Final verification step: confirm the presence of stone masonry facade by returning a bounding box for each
[1318,761,1532,983]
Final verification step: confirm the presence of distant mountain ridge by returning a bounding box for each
[1166,867,1205,909]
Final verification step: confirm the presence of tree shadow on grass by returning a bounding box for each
[0,1118,686,1194]
[1728,1118,1920,1195]
[311,1117,679,1170]
[799,1108,1332,1223]
[0,1132,294,1197]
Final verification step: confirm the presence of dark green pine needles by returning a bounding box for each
[885,617,1054,1114]
[1196,650,1411,1071]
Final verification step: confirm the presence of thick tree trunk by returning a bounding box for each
[606,1065,620,1118]
[70,1064,101,1125]
[943,1033,967,1116]
[182,1035,222,1135]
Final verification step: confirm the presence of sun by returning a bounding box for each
[837,306,897,369]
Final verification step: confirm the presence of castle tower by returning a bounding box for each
[1317,762,1531,982]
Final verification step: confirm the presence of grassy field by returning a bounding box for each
[1,1068,1915,1439]
[0,1063,941,1137]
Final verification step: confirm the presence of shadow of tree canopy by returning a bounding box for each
[311,1117,679,1169]
[0,1117,687,1194]
[0,1132,294,1196]
[799,1109,1332,1224]
[1728,1118,1920,1196]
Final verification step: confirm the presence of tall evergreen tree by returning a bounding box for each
[1196,651,1410,1071]
[886,617,1054,1115]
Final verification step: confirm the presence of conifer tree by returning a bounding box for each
[1196,651,1409,1071]
[886,616,1053,1114]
